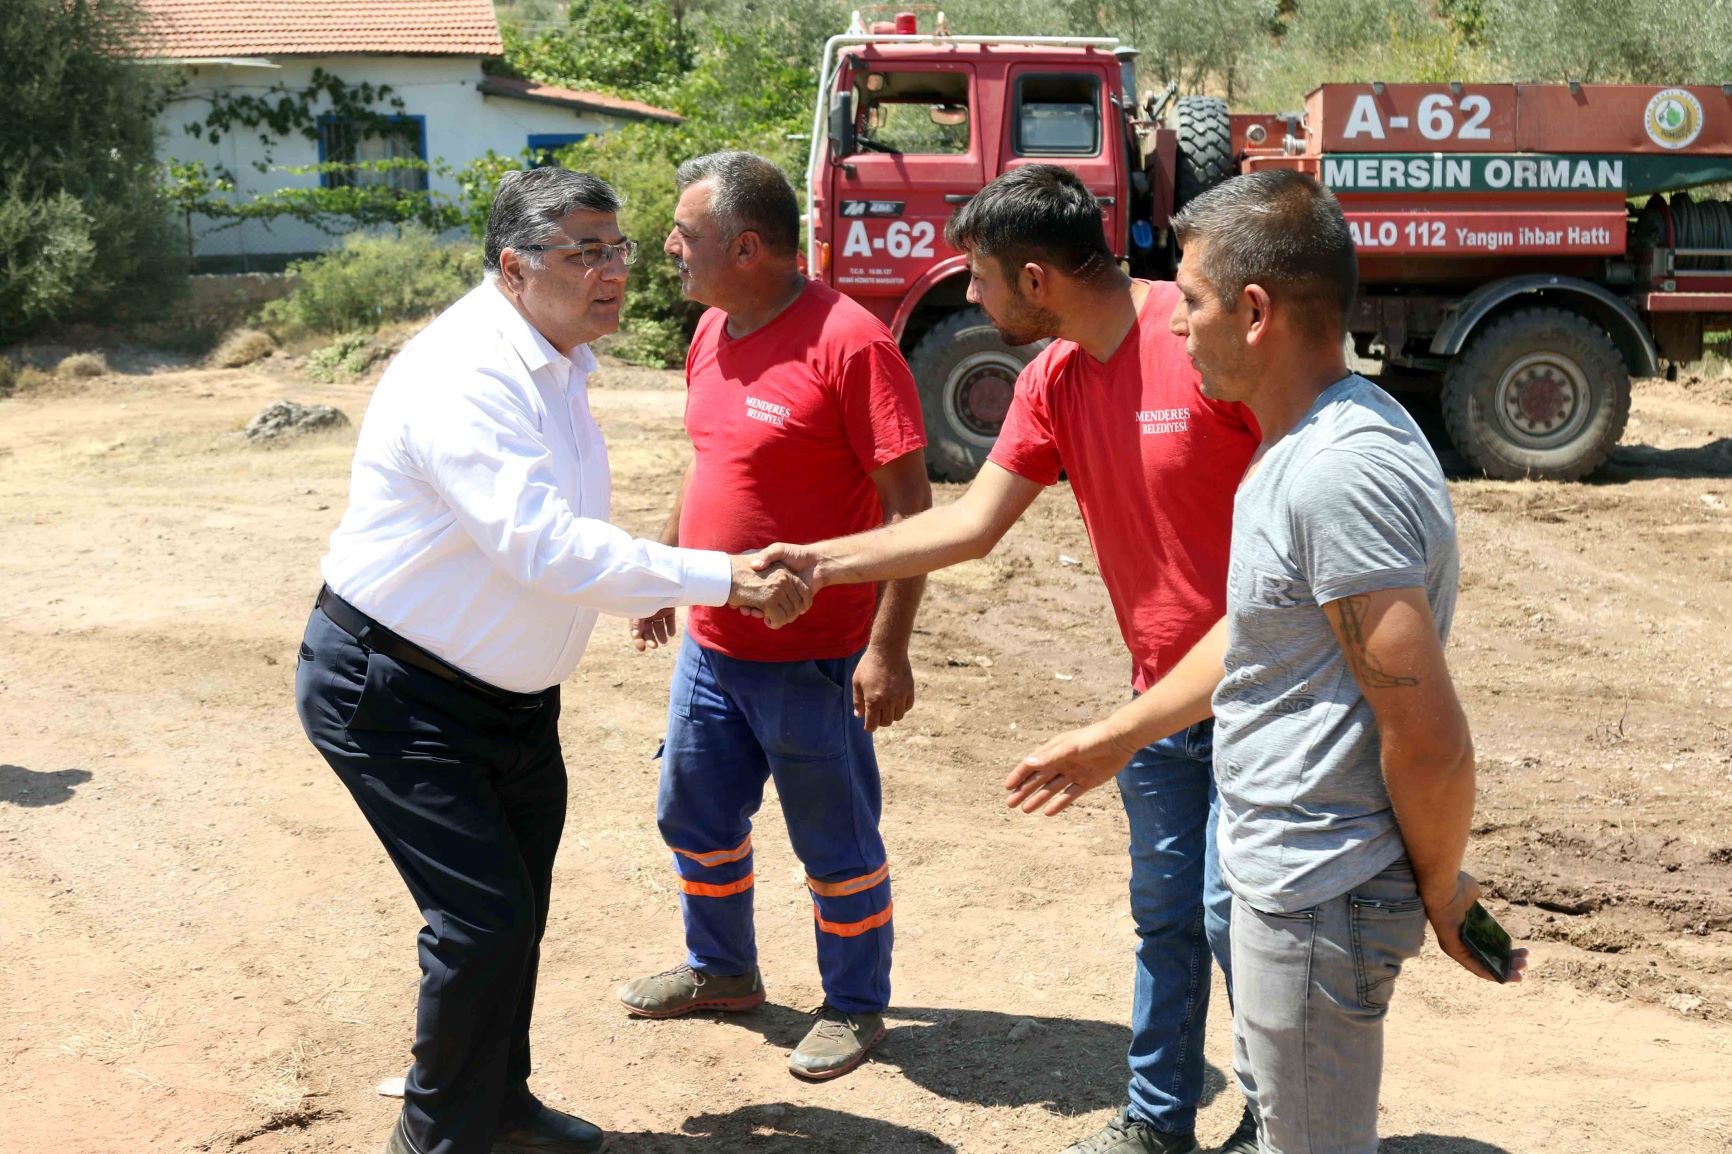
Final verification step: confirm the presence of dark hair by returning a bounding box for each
[943,164,1114,283]
[483,167,622,272]
[675,151,800,257]
[1171,169,1358,332]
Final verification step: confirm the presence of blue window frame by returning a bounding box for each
[317,114,429,191]
[528,133,590,166]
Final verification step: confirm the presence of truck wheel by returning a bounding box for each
[1440,307,1631,481]
[909,308,1043,482]
[1174,96,1231,209]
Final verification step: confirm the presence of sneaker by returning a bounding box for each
[1061,1110,1200,1154]
[616,963,765,1018]
[1213,1105,1259,1154]
[787,1004,886,1080]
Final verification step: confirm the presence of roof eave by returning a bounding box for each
[479,85,683,125]
[138,55,281,67]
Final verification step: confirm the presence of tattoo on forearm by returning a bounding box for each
[1335,595,1420,688]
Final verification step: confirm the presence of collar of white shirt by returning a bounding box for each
[481,278,598,387]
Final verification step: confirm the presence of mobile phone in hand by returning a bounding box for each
[1460,900,1515,982]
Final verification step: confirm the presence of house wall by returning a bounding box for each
[160,56,629,268]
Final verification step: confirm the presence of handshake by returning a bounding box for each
[630,543,830,651]
[726,543,829,628]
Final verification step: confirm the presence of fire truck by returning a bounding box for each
[803,12,1732,481]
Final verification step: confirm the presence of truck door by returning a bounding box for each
[997,65,1124,254]
[828,62,981,315]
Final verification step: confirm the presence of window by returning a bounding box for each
[318,115,428,192]
[1014,73,1100,156]
[528,133,590,166]
[853,70,970,155]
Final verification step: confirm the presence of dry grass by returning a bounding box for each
[249,1039,322,1116]
[209,328,276,370]
[62,1005,166,1063]
[56,351,109,379]
[14,364,54,393]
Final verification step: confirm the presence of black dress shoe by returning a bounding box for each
[494,1102,605,1154]
[384,1110,420,1154]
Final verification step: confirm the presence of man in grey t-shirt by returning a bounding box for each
[1006,169,1525,1154]
[1213,374,1459,915]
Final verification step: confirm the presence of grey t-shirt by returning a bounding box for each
[1213,375,1458,914]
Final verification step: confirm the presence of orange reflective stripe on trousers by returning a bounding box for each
[812,900,894,937]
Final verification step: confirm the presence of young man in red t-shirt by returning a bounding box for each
[754,166,1261,1154]
[615,151,931,1081]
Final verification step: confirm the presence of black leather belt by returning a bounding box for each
[315,585,545,706]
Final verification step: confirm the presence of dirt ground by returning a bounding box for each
[1,349,1729,1154]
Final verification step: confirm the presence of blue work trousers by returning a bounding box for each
[656,638,891,1014]
[1116,718,1237,1135]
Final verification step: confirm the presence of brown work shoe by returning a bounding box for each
[616,962,765,1018]
[787,1004,885,1080]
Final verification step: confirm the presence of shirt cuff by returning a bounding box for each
[682,548,734,607]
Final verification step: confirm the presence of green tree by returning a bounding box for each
[1050,0,1280,99]
[0,0,185,338]
[501,0,695,101]
[1240,0,1489,111]
[1479,0,1730,82]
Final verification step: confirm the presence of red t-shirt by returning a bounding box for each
[988,280,1260,692]
[680,279,926,662]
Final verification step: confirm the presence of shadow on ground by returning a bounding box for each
[0,764,92,807]
[1382,1136,1515,1153]
[712,1002,1228,1116]
[1601,437,1732,479]
[609,1102,954,1152]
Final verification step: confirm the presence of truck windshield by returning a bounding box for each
[853,70,971,155]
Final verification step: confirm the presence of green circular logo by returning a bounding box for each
[1645,88,1704,149]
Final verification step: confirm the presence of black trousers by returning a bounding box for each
[295,606,566,1154]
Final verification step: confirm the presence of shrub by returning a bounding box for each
[15,365,53,393]
[305,332,386,383]
[0,358,15,396]
[0,187,98,340]
[257,228,482,340]
[209,328,276,368]
[57,352,108,378]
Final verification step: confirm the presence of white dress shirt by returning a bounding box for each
[322,280,732,693]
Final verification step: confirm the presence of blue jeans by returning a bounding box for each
[1116,719,1234,1135]
[1230,857,1427,1153]
[656,638,892,1014]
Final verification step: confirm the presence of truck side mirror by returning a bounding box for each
[828,90,856,160]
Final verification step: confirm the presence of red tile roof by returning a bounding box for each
[135,0,504,59]
[478,76,684,125]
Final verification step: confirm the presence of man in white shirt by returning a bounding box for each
[294,167,810,1154]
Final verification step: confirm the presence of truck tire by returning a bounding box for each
[1174,96,1232,210]
[1440,307,1631,481]
[909,308,1043,482]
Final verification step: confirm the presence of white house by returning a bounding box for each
[138,0,682,270]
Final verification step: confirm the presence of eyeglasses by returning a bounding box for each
[519,238,640,267]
